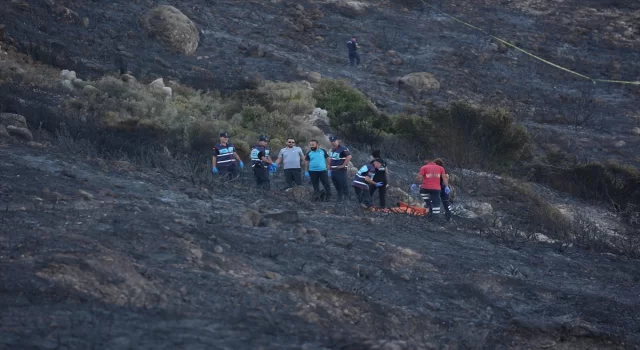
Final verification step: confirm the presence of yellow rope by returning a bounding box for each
[421,2,640,85]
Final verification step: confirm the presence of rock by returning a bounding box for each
[241,209,262,227]
[149,78,165,89]
[161,86,172,98]
[61,80,74,91]
[248,44,265,57]
[263,210,299,224]
[190,248,203,259]
[0,125,10,139]
[632,127,640,136]
[121,74,136,83]
[6,125,33,141]
[306,228,322,237]
[623,29,634,38]
[465,201,493,216]
[142,5,199,55]
[0,113,27,128]
[398,72,440,100]
[60,69,77,81]
[307,71,322,83]
[264,271,281,280]
[614,140,626,148]
[374,64,389,76]
[78,190,94,201]
[250,199,269,212]
[386,186,422,207]
[214,245,224,254]
[331,234,353,249]
[27,141,46,148]
[82,85,100,94]
[332,0,369,18]
[154,56,172,68]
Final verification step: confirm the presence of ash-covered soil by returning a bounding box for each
[1,0,639,165]
[1,143,639,349]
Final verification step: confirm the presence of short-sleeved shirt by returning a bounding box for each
[278,146,304,169]
[419,162,446,190]
[330,145,351,171]
[305,149,329,171]
[370,158,387,183]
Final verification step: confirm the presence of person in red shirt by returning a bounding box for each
[412,159,450,218]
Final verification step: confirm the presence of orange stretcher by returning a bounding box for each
[371,202,429,216]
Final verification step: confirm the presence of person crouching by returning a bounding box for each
[352,160,384,208]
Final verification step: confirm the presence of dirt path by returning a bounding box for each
[1,144,639,349]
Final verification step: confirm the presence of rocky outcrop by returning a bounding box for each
[142,5,199,55]
[397,72,440,101]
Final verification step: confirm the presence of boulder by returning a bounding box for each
[161,86,173,98]
[60,69,76,81]
[82,85,100,94]
[149,78,165,89]
[142,5,199,55]
[307,71,322,83]
[0,113,27,128]
[308,108,330,133]
[386,186,422,207]
[6,125,33,141]
[241,210,262,227]
[632,127,640,136]
[397,72,440,101]
[61,80,74,91]
[0,125,10,139]
[121,74,136,83]
[331,0,369,18]
[465,200,493,216]
[614,140,626,148]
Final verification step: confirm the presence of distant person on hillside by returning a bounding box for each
[369,150,388,208]
[250,135,273,190]
[329,136,352,201]
[275,137,305,188]
[212,132,244,180]
[305,139,332,201]
[346,36,360,66]
[411,158,450,219]
[434,158,452,221]
[352,160,384,208]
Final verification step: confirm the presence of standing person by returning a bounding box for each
[433,158,452,220]
[412,159,450,219]
[352,160,384,208]
[275,137,305,188]
[346,36,360,66]
[368,149,388,208]
[212,132,244,180]
[329,136,352,201]
[250,135,272,190]
[304,139,332,201]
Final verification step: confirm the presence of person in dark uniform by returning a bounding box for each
[434,158,452,221]
[212,132,244,180]
[250,135,273,190]
[346,36,360,66]
[352,160,384,208]
[328,136,352,201]
[368,150,388,208]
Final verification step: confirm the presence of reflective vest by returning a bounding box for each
[250,145,270,167]
[214,143,236,167]
[330,145,349,171]
[352,164,375,189]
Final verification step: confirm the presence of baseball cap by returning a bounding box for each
[258,135,269,142]
[219,132,229,137]
[329,135,338,142]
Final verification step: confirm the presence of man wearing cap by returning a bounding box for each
[369,149,388,208]
[275,137,305,188]
[329,136,352,201]
[212,132,244,179]
[250,135,273,190]
[352,160,384,208]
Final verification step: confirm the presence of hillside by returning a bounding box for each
[1,0,640,349]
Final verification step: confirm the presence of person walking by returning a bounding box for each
[352,160,384,208]
[250,135,273,190]
[433,158,453,220]
[328,136,352,201]
[275,137,305,188]
[368,149,388,208]
[346,36,360,66]
[304,139,332,201]
[412,159,450,219]
[212,132,244,179]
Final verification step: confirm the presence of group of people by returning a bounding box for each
[212,133,452,220]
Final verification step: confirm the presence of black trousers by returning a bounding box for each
[331,170,349,200]
[419,188,442,214]
[218,164,238,180]
[349,51,360,66]
[309,170,331,197]
[369,184,386,208]
[354,187,372,207]
[253,166,270,190]
[284,168,302,187]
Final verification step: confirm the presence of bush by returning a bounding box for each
[313,79,389,147]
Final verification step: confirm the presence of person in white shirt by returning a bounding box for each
[275,137,305,188]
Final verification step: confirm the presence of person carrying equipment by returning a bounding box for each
[329,135,352,201]
[275,137,305,188]
[369,149,388,208]
[412,158,450,219]
[250,135,273,190]
[434,158,452,221]
[352,160,384,208]
[212,132,244,179]
[304,139,332,201]
[346,36,360,66]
